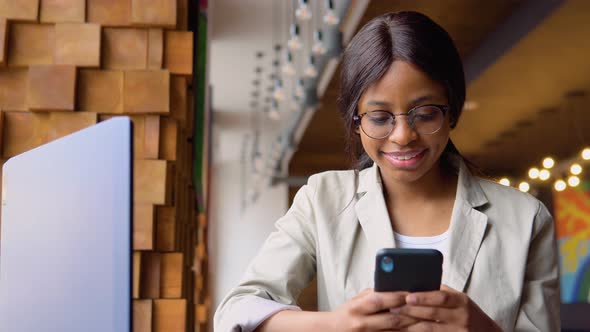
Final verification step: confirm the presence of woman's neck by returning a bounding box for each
[381,162,457,205]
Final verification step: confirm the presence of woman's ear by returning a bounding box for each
[354,126,360,134]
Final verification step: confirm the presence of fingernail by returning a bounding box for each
[390,307,401,314]
[406,295,417,304]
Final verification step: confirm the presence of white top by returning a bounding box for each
[393,229,450,259]
[231,232,451,332]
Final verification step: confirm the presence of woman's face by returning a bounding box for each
[356,60,451,184]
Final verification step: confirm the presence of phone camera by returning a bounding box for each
[380,256,394,272]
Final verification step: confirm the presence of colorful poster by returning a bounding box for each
[554,181,590,303]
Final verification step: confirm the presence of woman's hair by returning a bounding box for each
[339,11,466,171]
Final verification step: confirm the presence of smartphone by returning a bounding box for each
[374,248,443,292]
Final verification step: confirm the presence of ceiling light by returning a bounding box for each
[582,148,590,160]
[528,167,540,179]
[287,24,302,51]
[554,180,567,192]
[281,51,296,76]
[570,163,583,175]
[462,100,479,111]
[499,178,510,186]
[568,176,580,187]
[295,79,305,98]
[312,30,327,55]
[295,0,312,21]
[539,169,551,181]
[273,79,284,101]
[323,0,340,26]
[269,100,280,120]
[518,182,530,193]
[542,157,555,169]
[304,55,318,78]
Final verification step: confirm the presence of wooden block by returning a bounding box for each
[140,252,161,299]
[27,65,76,111]
[133,300,153,332]
[156,206,176,252]
[159,117,178,161]
[47,112,97,141]
[8,23,55,67]
[131,0,176,28]
[160,253,183,298]
[0,18,7,66]
[153,299,186,332]
[0,68,28,111]
[40,0,85,23]
[130,115,145,158]
[102,28,147,70]
[124,70,170,114]
[0,0,39,21]
[133,251,141,299]
[148,29,163,69]
[78,69,124,114]
[164,31,193,76]
[134,159,168,204]
[196,304,208,324]
[55,23,101,67]
[87,0,131,27]
[144,115,160,159]
[177,0,188,30]
[170,76,187,126]
[2,111,48,158]
[134,203,155,250]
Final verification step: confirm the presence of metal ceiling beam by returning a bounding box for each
[464,0,564,83]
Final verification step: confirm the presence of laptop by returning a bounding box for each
[0,117,132,332]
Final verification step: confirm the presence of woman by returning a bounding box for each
[214,11,560,332]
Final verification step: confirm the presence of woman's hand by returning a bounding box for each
[394,285,502,332]
[327,288,419,331]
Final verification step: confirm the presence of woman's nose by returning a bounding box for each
[388,116,418,146]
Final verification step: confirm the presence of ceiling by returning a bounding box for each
[290,0,590,183]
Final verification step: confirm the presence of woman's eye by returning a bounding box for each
[368,117,390,124]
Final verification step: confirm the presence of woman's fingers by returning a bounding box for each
[397,305,463,325]
[405,290,467,308]
[357,312,419,331]
[399,321,459,332]
[353,291,410,315]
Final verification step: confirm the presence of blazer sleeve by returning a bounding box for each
[514,201,560,331]
[214,176,319,332]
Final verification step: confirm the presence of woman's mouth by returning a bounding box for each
[382,149,426,169]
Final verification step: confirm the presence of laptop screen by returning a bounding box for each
[0,117,132,332]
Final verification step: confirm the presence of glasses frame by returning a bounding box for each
[353,104,450,139]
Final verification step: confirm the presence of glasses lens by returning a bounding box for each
[410,105,444,134]
[361,111,394,138]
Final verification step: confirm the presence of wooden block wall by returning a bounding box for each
[0,1,204,331]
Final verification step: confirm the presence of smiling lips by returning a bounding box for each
[382,149,426,168]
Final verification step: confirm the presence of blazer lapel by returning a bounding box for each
[354,163,396,256]
[442,161,489,292]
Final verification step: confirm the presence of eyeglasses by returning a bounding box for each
[353,104,449,139]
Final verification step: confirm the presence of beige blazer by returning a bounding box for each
[215,161,560,331]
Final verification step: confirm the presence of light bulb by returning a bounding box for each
[542,157,555,169]
[281,51,296,76]
[304,56,318,78]
[568,176,580,187]
[554,180,567,191]
[287,24,302,51]
[312,30,326,55]
[323,0,339,26]
[295,0,312,21]
[570,163,583,175]
[273,79,284,101]
[295,79,305,98]
[528,167,540,179]
[519,182,530,192]
[539,169,551,181]
[582,148,590,160]
[499,178,510,186]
